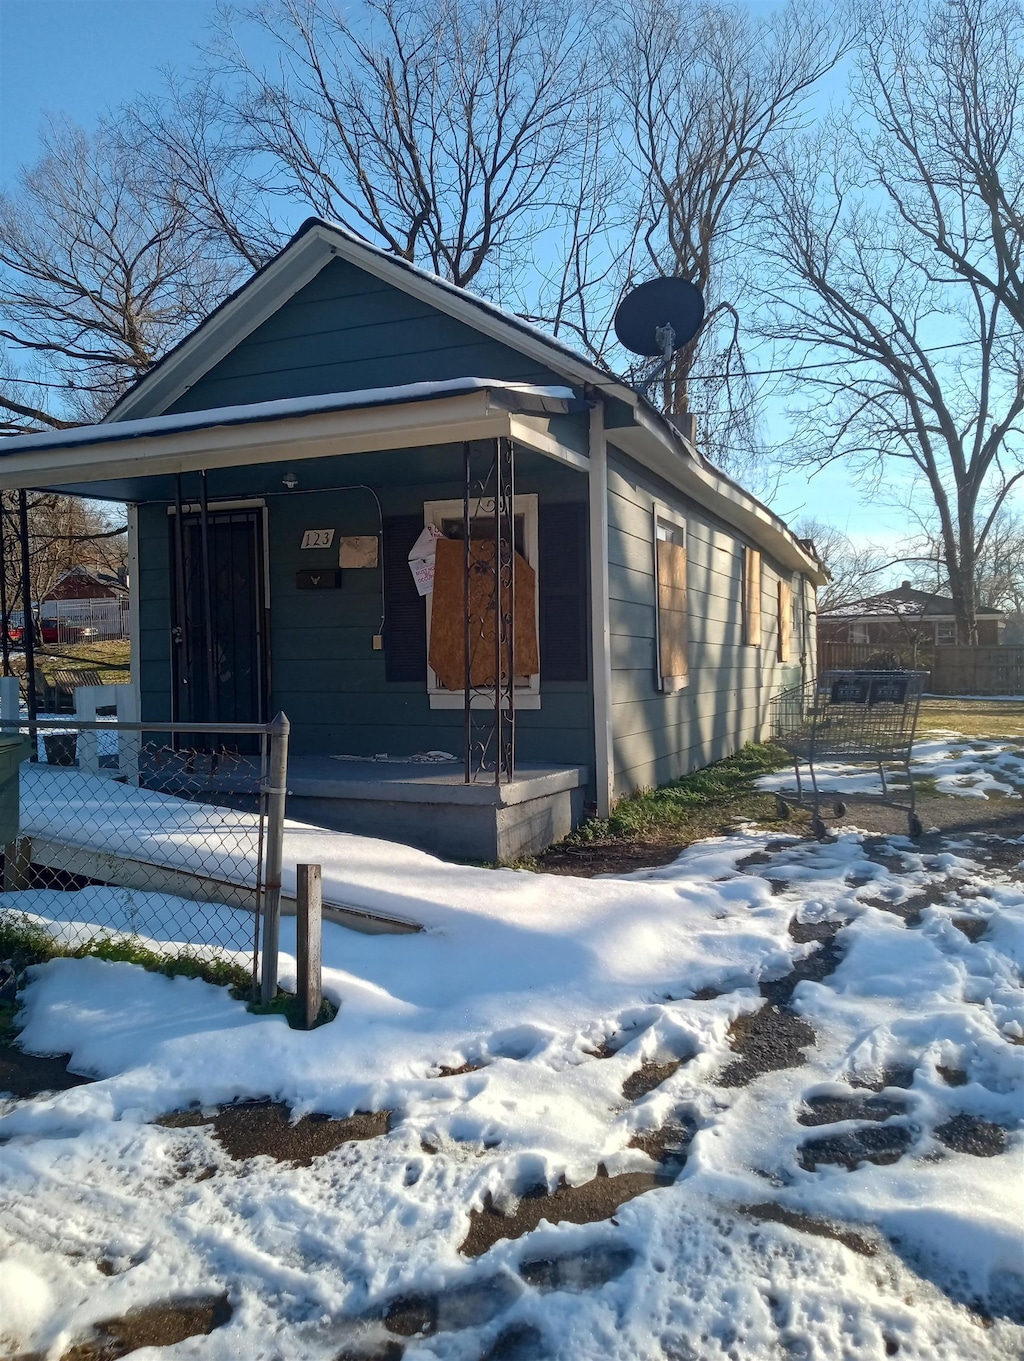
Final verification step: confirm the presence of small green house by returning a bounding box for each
[0,220,826,860]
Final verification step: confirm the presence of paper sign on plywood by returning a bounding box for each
[408,524,444,596]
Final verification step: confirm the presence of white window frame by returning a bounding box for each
[652,504,689,693]
[422,494,541,710]
[936,621,957,646]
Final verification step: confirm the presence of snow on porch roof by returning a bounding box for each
[0,377,577,459]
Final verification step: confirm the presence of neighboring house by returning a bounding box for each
[42,567,125,603]
[0,218,826,859]
[38,569,128,643]
[819,581,1004,650]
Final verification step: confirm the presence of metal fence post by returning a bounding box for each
[260,711,290,1006]
[296,862,323,1029]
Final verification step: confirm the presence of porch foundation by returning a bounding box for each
[283,759,588,862]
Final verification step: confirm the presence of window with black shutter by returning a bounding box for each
[539,501,589,682]
[382,515,427,682]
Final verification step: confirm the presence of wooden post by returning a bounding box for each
[4,834,31,892]
[296,862,323,1030]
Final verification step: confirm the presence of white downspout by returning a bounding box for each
[589,401,614,818]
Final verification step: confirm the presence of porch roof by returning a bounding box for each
[0,378,580,502]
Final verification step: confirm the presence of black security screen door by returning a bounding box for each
[170,508,268,732]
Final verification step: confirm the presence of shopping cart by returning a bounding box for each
[768,670,928,839]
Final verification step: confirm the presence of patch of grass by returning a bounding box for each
[522,742,802,877]
[245,990,339,1029]
[0,909,252,992]
[599,742,789,839]
[918,698,1024,741]
[8,639,131,688]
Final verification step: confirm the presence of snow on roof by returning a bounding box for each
[821,582,1003,618]
[0,378,575,457]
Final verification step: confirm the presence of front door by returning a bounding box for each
[170,507,268,731]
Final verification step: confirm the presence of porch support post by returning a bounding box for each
[0,493,10,677]
[588,401,614,817]
[172,474,190,724]
[18,489,37,753]
[126,503,142,728]
[462,438,516,785]
[495,434,515,784]
[198,470,218,727]
[463,442,473,785]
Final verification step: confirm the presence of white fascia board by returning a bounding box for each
[0,391,514,495]
[508,414,589,471]
[106,232,334,423]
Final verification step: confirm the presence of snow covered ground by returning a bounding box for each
[759,734,1024,801]
[1,821,1022,1359]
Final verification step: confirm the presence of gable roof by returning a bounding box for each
[106,217,629,425]
[21,216,824,583]
[821,582,1003,618]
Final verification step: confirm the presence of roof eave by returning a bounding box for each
[0,388,548,497]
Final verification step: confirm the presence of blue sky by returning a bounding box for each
[0,0,922,544]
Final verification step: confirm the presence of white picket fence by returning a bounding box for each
[39,597,130,643]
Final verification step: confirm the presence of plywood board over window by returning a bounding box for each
[743,546,762,646]
[654,512,688,690]
[427,537,539,690]
[778,577,793,662]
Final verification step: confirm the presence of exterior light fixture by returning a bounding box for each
[282,471,299,490]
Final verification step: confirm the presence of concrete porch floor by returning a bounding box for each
[283,756,589,861]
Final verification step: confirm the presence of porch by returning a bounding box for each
[0,378,599,858]
[133,744,588,861]
[183,752,589,862]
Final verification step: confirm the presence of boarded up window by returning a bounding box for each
[655,517,688,687]
[743,547,762,646]
[382,516,427,683]
[778,578,792,662]
[539,502,588,682]
[427,537,540,690]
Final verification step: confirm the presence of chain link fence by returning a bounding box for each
[0,715,289,997]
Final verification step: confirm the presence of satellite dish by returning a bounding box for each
[613,277,705,357]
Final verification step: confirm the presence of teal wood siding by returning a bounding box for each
[135,445,594,776]
[607,447,808,798]
[166,257,566,414]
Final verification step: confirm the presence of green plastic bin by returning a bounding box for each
[0,735,31,846]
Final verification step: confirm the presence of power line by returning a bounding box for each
[622,335,1016,383]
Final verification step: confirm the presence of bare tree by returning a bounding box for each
[795,519,902,611]
[594,0,852,469]
[178,0,601,298]
[125,79,284,275]
[0,118,244,432]
[762,16,1024,648]
[855,0,1024,336]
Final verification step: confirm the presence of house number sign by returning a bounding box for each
[300,528,335,549]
